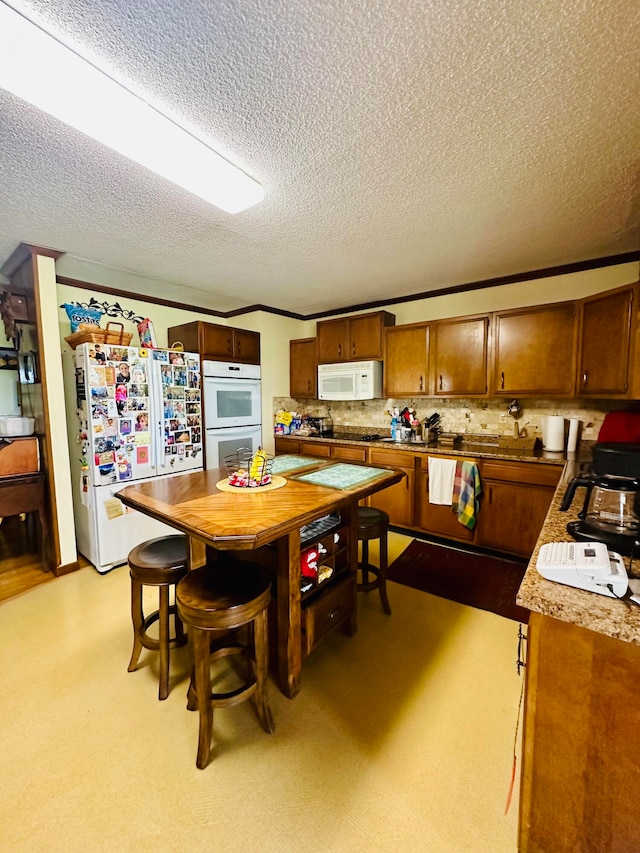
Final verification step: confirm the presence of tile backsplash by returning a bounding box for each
[273,396,630,445]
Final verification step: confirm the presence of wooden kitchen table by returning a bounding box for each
[117,462,404,698]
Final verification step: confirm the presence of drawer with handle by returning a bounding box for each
[301,572,356,656]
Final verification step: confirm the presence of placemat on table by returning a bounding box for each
[293,463,388,490]
[271,455,323,475]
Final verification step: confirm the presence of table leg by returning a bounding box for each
[276,530,302,699]
[188,537,207,570]
[344,501,358,636]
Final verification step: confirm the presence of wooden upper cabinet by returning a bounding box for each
[383,323,429,396]
[492,302,577,396]
[316,310,395,363]
[577,284,637,398]
[431,315,489,396]
[290,337,317,398]
[167,321,260,364]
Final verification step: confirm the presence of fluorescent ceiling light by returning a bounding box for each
[0,2,264,213]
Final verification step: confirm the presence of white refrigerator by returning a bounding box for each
[66,343,204,573]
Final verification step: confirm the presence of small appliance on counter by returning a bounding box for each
[560,441,640,556]
[305,414,333,437]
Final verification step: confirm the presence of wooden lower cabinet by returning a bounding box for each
[367,447,417,528]
[520,612,640,852]
[417,455,475,543]
[477,461,561,557]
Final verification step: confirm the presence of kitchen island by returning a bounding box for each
[516,459,640,852]
[117,461,404,699]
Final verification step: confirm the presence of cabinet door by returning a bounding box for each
[368,449,415,527]
[349,313,387,360]
[384,324,429,396]
[417,458,475,542]
[290,338,317,398]
[493,303,577,395]
[478,480,555,557]
[232,328,260,364]
[578,286,635,396]
[432,316,488,396]
[167,321,202,352]
[299,441,332,458]
[317,319,349,363]
[202,324,234,359]
[520,613,640,853]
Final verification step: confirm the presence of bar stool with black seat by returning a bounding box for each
[176,558,275,770]
[127,534,189,700]
[357,506,392,615]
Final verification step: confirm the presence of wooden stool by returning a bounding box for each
[127,535,189,700]
[357,506,392,615]
[176,559,275,769]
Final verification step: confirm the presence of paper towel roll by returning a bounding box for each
[567,418,580,453]
[543,416,565,452]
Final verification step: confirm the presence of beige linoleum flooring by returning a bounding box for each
[0,532,521,852]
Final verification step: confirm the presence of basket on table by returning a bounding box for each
[65,321,133,349]
[224,447,274,487]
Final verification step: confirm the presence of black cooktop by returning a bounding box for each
[331,432,383,442]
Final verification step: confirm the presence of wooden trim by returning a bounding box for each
[57,251,640,322]
[53,559,81,577]
[56,276,307,320]
[1,243,63,278]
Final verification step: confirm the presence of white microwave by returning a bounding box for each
[317,360,383,401]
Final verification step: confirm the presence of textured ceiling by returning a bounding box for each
[0,0,638,315]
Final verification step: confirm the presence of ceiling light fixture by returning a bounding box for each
[0,2,264,214]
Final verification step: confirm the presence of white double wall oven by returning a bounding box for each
[202,360,262,469]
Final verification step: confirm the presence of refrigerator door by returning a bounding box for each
[82,343,157,484]
[80,344,204,486]
[150,348,204,473]
[88,478,186,573]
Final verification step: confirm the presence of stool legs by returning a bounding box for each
[187,622,275,770]
[358,537,392,615]
[128,577,145,674]
[128,576,186,700]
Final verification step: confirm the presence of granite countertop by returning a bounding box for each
[279,431,573,466]
[516,457,640,646]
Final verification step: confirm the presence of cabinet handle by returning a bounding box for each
[338,344,342,358]
[439,374,443,391]
[328,606,342,620]
[419,375,423,391]
[517,624,527,675]
[488,486,493,505]
[352,342,356,356]
[583,370,588,385]
[501,372,505,390]
[227,338,233,354]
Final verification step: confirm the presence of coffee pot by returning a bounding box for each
[560,472,640,554]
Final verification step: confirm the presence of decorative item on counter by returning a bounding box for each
[274,410,294,435]
[225,446,274,487]
[137,318,157,348]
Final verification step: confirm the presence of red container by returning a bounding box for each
[597,412,640,444]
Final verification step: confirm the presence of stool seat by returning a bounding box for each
[127,535,189,700]
[177,559,275,769]
[357,506,392,615]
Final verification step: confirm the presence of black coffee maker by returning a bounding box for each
[560,443,640,556]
